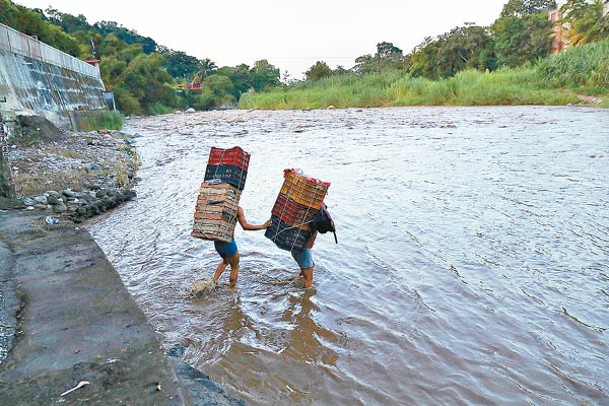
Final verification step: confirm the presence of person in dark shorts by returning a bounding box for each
[212,207,271,288]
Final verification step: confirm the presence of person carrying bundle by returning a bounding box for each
[212,207,271,288]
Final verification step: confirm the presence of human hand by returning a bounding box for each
[263,219,272,228]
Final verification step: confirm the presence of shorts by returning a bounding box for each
[291,248,314,269]
[214,239,238,258]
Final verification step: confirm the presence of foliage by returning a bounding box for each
[93,20,157,54]
[250,59,281,91]
[537,39,609,90]
[560,0,609,45]
[500,0,557,17]
[194,75,236,110]
[0,0,81,56]
[305,61,333,81]
[227,64,255,97]
[353,42,405,74]
[492,11,554,67]
[3,0,606,115]
[157,48,201,78]
[112,53,177,115]
[192,58,218,84]
[239,68,580,110]
[409,24,496,79]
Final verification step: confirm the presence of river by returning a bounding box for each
[89,106,609,405]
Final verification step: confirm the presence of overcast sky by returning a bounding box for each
[16,0,510,79]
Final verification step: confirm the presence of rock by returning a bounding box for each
[45,190,61,199]
[63,189,81,198]
[22,197,37,206]
[53,202,68,213]
[47,195,61,205]
[185,108,196,114]
[34,195,48,205]
[175,111,183,114]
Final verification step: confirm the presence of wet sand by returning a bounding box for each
[0,209,243,405]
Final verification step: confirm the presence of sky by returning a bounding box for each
[15,0,510,79]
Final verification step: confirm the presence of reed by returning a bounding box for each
[537,40,609,92]
[239,68,580,110]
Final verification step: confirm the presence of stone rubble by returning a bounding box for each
[4,115,140,222]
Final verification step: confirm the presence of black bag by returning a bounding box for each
[311,205,338,244]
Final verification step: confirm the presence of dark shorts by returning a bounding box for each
[291,248,314,269]
[214,238,238,258]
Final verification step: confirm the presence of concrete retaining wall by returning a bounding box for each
[0,23,108,130]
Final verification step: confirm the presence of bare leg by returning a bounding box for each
[227,253,240,288]
[213,259,228,284]
[301,266,314,288]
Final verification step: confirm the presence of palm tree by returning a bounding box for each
[561,0,609,45]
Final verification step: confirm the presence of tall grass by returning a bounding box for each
[537,40,609,93]
[239,68,580,110]
[80,111,124,131]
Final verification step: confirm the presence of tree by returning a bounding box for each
[376,41,404,61]
[194,58,218,82]
[492,6,555,67]
[215,65,254,97]
[408,37,441,78]
[93,20,157,54]
[159,49,201,78]
[305,61,333,81]
[0,0,81,57]
[353,42,405,74]
[113,53,176,115]
[195,74,236,110]
[250,59,280,91]
[434,24,496,77]
[561,0,609,45]
[501,0,557,17]
[44,8,90,33]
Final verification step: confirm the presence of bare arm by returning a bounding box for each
[237,207,272,230]
[305,230,317,248]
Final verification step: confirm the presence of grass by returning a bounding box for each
[79,111,125,132]
[239,41,608,110]
[239,68,581,110]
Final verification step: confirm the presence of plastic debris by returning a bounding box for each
[45,215,59,224]
[60,380,90,397]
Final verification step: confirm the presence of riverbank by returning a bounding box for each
[0,210,245,404]
[0,115,245,404]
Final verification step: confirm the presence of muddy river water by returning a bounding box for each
[89,106,609,405]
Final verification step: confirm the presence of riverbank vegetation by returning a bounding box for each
[240,38,609,109]
[1,0,608,114]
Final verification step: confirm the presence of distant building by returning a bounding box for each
[549,0,569,53]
